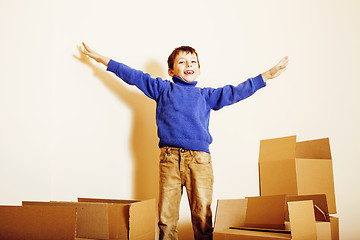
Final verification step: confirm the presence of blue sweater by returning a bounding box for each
[107,60,266,153]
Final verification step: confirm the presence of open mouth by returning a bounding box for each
[184,70,194,74]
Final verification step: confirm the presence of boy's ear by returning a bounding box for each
[168,68,175,77]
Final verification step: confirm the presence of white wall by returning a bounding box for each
[1,0,359,238]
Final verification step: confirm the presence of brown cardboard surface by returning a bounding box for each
[245,195,287,230]
[78,197,138,204]
[259,160,298,196]
[295,138,332,159]
[259,135,337,214]
[285,221,331,240]
[214,199,248,232]
[0,205,76,240]
[78,198,156,240]
[214,229,291,240]
[24,199,156,240]
[315,222,332,240]
[214,197,325,240]
[287,200,317,240]
[295,159,336,214]
[286,194,329,222]
[329,217,339,240]
[129,199,156,239]
[23,201,112,239]
[107,204,128,240]
[259,135,297,163]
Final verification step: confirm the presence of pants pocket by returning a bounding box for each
[193,151,212,165]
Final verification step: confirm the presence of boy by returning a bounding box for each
[81,43,289,240]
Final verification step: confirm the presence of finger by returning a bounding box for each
[82,42,91,52]
[281,57,289,67]
[80,44,87,55]
[277,56,289,67]
[272,68,287,78]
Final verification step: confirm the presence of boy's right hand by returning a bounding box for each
[81,42,110,66]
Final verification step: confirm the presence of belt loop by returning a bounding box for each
[189,150,194,156]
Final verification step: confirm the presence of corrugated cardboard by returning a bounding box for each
[259,135,337,214]
[23,198,156,240]
[284,194,338,240]
[287,201,317,239]
[214,229,291,240]
[78,198,156,240]
[214,196,321,240]
[23,201,117,239]
[286,194,329,222]
[285,221,331,240]
[329,217,339,240]
[245,195,287,230]
[0,205,76,240]
[213,199,248,233]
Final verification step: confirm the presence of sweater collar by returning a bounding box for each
[172,76,198,87]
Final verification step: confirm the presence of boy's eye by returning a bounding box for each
[192,60,197,63]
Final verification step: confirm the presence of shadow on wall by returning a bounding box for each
[74,48,159,201]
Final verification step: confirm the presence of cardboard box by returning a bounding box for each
[0,205,77,240]
[23,198,156,240]
[258,135,337,214]
[285,194,339,240]
[213,195,332,240]
[285,194,330,222]
[78,198,156,240]
[329,217,339,240]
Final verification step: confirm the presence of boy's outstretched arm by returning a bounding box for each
[261,56,289,82]
[81,42,110,67]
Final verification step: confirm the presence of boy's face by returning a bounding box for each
[168,51,200,82]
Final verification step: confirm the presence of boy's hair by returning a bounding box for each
[167,46,200,70]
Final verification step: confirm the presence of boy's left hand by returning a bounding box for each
[261,56,289,82]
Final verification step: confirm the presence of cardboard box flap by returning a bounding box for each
[0,206,76,240]
[214,199,248,232]
[129,199,156,239]
[286,194,329,222]
[287,200,317,240]
[78,197,139,204]
[215,228,292,240]
[107,204,129,240]
[78,198,132,238]
[78,198,156,240]
[295,138,332,160]
[245,195,287,230]
[330,217,339,240]
[259,135,296,162]
[259,160,298,196]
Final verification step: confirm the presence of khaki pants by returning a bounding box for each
[158,147,213,240]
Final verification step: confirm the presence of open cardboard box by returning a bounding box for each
[285,195,339,240]
[0,205,77,240]
[258,135,337,214]
[22,198,156,240]
[213,195,333,240]
[78,197,157,240]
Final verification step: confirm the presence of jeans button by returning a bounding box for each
[181,149,185,153]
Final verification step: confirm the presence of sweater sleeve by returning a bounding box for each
[204,74,266,110]
[106,59,166,101]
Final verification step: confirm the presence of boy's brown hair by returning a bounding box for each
[167,46,200,70]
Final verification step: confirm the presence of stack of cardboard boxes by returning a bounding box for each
[0,135,339,240]
[214,135,339,240]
